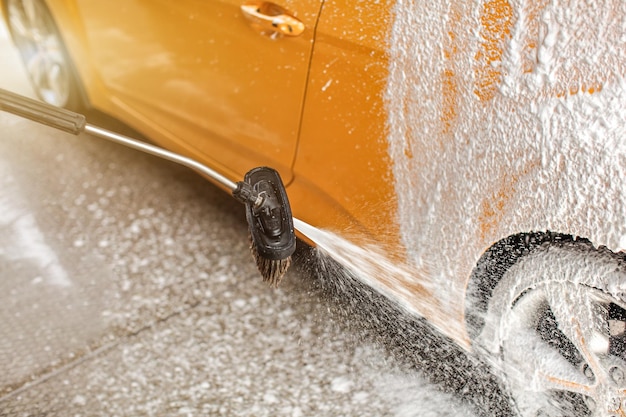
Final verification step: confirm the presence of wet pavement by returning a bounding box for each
[0,23,487,417]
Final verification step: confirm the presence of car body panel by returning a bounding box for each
[45,0,324,181]
[284,0,626,344]
[385,0,626,342]
[291,0,400,250]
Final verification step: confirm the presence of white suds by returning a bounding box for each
[385,0,626,321]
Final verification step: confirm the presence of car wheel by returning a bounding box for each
[468,236,626,416]
[5,0,82,109]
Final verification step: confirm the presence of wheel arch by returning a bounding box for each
[463,231,617,342]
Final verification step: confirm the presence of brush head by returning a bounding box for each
[250,235,292,287]
[233,167,296,285]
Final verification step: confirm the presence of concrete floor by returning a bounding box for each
[0,21,485,417]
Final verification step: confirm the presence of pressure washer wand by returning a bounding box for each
[85,124,239,190]
[0,88,296,286]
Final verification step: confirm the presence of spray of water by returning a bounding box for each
[291,219,515,416]
[293,218,470,349]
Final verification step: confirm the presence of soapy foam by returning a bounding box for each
[385,0,626,322]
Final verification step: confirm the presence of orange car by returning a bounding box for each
[3,0,626,415]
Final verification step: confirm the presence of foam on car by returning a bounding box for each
[384,0,626,321]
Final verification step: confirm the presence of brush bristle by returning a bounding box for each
[249,237,291,287]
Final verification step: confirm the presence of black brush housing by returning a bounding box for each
[233,167,296,261]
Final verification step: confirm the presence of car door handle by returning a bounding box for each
[240,2,305,37]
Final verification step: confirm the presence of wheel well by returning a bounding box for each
[464,231,602,341]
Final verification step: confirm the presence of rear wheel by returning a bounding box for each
[468,236,626,416]
[5,0,82,109]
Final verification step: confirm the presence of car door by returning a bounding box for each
[74,0,323,181]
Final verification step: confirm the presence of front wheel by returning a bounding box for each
[5,0,83,109]
[469,236,626,416]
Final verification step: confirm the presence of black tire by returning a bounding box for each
[467,234,626,416]
[5,0,84,110]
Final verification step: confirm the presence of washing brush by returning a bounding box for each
[0,88,296,286]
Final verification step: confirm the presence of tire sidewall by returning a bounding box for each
[473,242,626,415]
